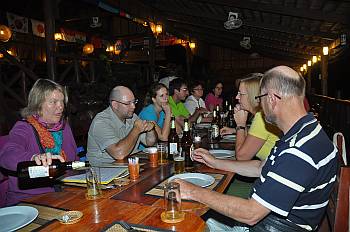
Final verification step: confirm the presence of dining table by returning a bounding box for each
[16,125,236,232]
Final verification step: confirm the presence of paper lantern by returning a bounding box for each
[323,46,329,56]
[189,42,196,49]
[0,25,12,42]
[83,43,94,54]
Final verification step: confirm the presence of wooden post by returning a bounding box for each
[321,54,328,96]
[74,58,80,84]
[307,68,311,94]
[43,0,57,81]
[185,43,192,79]
[89,61,95,83]
[149,36,155,84]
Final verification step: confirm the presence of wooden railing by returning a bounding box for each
[309,94,350,164]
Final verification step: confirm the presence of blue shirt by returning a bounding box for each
[251,113,338,230]
[139,104,165,128]
[138,104,165,150]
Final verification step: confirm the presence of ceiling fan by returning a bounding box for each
[224,12,242,30]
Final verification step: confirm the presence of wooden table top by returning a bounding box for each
[21,136,235,232]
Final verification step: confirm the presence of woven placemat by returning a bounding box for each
[102,221,172,232]
[17,202,68,231]
[145,173,225,198]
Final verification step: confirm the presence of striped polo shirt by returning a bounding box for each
[251,113,338,230]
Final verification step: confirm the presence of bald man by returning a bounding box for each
[87,86,157,164]
[176,66,337,231]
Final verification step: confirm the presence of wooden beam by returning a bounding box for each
[190,0,349,25]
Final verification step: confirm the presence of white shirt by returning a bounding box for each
[184,95,206,115]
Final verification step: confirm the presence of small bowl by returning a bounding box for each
[57,211,83,224]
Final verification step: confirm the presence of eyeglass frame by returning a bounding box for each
[112,99,139,106]
[255,93,281,102]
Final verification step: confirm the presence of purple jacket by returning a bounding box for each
[0,121,78,206]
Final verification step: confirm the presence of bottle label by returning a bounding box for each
[212,125,219,138]
[28,166,49,178]
[72,161,86,169]
[169,143,178,155]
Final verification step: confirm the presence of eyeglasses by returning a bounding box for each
[237,91,248,96]
[180,88,188,92]
[113,99,139,106]
[255,93,281,103]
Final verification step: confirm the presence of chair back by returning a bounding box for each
[0,135,9,207]
[333,132,347,166]
[321,166,350,232]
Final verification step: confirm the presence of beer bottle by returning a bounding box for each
[17,160,89,189]
[211,110,220,141]
[168,117,179,161]
[181,119,194,170]
[227,104,236,128]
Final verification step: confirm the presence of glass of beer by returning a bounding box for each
[148,147,158,167]
[161,182,185,223]
[86,167,102,200]
[173,151,185,174]
[157,141,168,164]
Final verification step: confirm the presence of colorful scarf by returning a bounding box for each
[27,115,67,161]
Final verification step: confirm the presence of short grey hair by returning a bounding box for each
[261,66,305,97]
[21,79,67,118]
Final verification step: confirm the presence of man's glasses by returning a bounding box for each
[255,93,281,103]
[180,88,188,92]
[113,99,139,106]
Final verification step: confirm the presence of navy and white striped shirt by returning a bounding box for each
[251,113,338,230]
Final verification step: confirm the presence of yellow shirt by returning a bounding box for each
[248,111,281,160]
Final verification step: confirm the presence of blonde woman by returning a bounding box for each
[221,73,281,161]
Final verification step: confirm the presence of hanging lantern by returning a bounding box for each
[106,45,114,52]
[0,25,12,42]
[189,42,196,49]
[0,53,3,59]
[323,46,329,55]
[83,43,94,54]
[307,60,311,66]
[54,33,63,41]
[300,67,304,72]
[155,24,162,34]
[312,56,317,63]
[303,64,307,70]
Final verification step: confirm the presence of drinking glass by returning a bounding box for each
[148,147,158,167]
[128,163,140,181]
[86,167,102,200]
[161,182,185,223]
[173,151,185,174]
[157,141,168,164]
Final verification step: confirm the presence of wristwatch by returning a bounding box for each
[236,126,246,131]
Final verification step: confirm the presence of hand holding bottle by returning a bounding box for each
[31,152,65,166]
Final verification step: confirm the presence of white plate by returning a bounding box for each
[222,134,236,140]
[209,149,235,159]
[0,206,38,232]
[168,173,215,187]
[195,123,211,129]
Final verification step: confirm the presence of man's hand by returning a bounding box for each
[134,119,155,133]
[220,126,235,135]
[192,148,217,169]
[173,179,200,200]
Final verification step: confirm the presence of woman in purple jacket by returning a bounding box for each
[0,79,78,206]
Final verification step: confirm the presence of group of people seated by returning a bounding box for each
[0,65,337,232]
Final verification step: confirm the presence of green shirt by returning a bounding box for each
[169,96,190,117]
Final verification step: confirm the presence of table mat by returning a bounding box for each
[145,173,226,198]
[17,202,68,231]
[102,221,172,232]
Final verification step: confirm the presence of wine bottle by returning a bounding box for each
[168,117,179,161]
[17,160,89,189]
[227,104,236,128]
[181,119,194,170]
[211,110,220,141]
